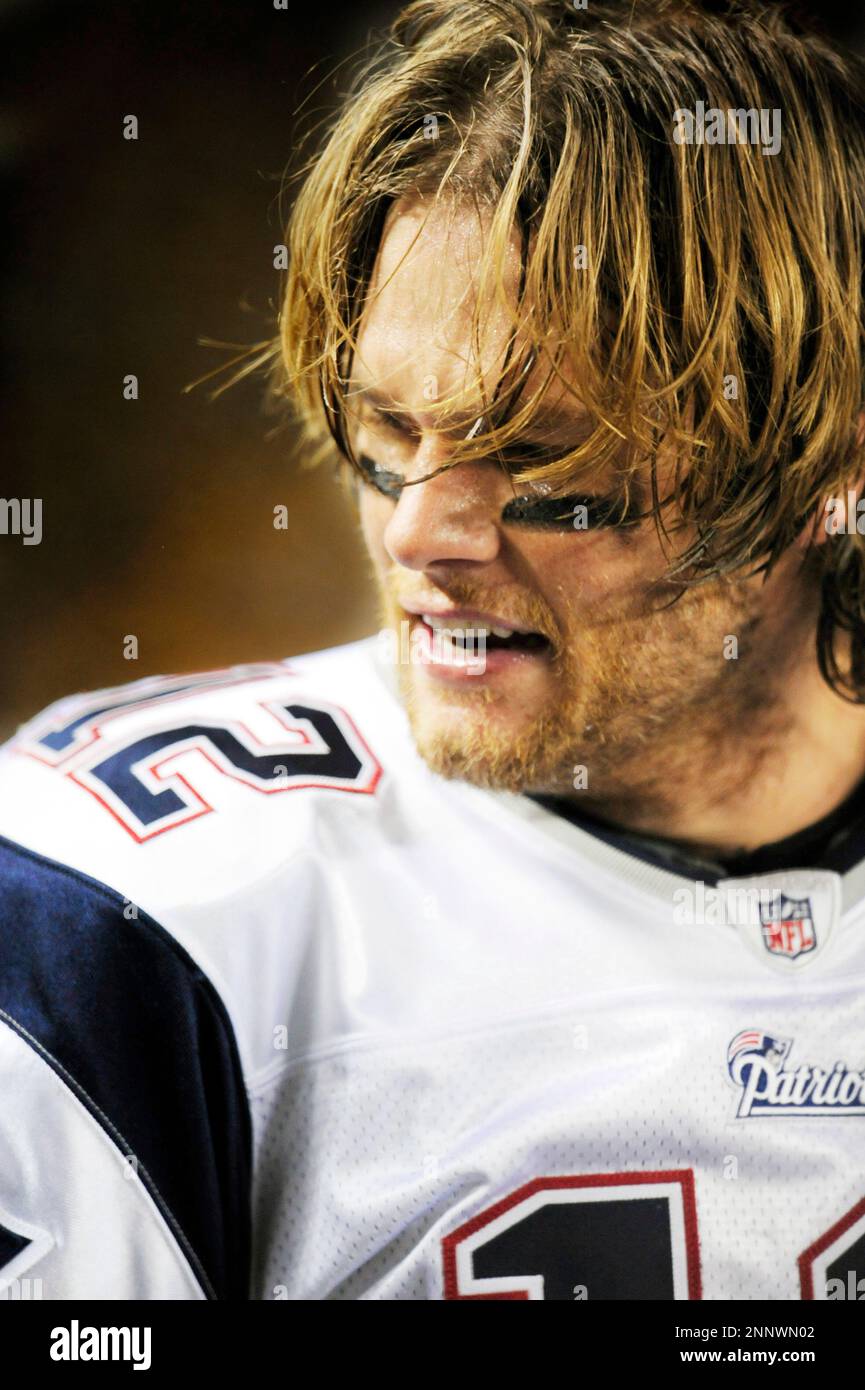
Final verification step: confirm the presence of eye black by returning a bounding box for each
[356,454,404,499]
[501,493,631,530]
[354,453,633,529]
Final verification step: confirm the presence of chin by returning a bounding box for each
[403,677,580,794]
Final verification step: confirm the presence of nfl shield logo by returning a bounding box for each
[759,894,816,961]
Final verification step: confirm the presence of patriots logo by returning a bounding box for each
[759,893,816,961]
[727,1030,791,1072]
[726,1031,865,1117]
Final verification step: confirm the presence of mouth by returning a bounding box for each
[400,605,554,679]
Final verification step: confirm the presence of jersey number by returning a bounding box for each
[20,669,381,841]
[443,1173,865,1300]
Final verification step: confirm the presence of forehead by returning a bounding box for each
[364,196,518,310]
[352,197,586,433]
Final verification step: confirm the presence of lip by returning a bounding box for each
[401,608,553,681]
[399,601,539,637]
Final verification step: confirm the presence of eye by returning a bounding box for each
[501,491,631,530]
[376,407,415,438]
[356,453,404,500]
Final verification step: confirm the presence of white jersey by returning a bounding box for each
[0,636,863,1301]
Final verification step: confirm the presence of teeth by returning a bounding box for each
[422,613,515,639]
[426,629,487,669]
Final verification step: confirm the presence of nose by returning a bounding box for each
[382,453,503,572]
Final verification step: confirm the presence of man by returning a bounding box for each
[1,0,865,1300]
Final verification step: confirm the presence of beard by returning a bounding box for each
[377,565,793,831]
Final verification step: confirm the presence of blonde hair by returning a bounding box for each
[268,0,865,698]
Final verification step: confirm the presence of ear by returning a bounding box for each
[796,410,865,550]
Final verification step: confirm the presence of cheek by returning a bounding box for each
[534,530,662,614]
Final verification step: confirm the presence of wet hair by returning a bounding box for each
[268,0,865,698]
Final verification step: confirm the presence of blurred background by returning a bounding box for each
[3,0,865,737]
[1,0,398,737]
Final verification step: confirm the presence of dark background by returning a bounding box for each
[3,0,865,737]
[1,0,399,737]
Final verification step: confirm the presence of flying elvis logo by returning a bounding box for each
[727,1032,865,1117]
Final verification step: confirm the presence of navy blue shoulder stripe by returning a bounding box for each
[0,834,251,1300]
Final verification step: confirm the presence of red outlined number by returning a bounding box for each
[799,1195,865,1300]
[442,1171,702,1301]
[15,671,382,841]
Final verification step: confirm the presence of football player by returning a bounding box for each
[2,0,865,1301]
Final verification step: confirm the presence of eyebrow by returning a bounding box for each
[347,380,592,444]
